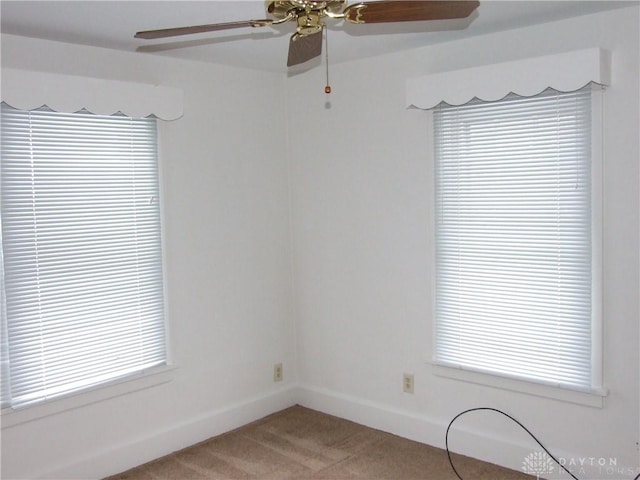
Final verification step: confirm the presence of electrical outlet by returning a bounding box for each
[274,363,283,382]
[403,373,414,394]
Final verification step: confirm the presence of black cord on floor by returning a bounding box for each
[445,407,580,480]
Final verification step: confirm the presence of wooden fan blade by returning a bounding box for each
[287,32,323,67]
[135,19,273,39]
[344,1,479,24]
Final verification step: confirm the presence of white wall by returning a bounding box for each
[1,4,639,480]
[289,5,640,478]
[0,35,297,479]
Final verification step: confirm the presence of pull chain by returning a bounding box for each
[324,26,331,94]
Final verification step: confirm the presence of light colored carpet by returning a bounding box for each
[105,405,535,480]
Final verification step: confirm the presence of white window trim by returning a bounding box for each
[431,363,606,408]
[407,48,610,109]
[1,364,176,428]
[1,69,183,120]
[427,89,606,408]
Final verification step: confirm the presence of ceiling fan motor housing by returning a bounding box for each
[296,13,322,35]
[266,1,347,26]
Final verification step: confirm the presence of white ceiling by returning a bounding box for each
[1,1,636,73]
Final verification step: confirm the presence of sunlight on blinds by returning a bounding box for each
[434,88,594,389]
[1,104,167,407]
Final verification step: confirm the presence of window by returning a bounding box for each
[433,86,601,392]
[1,103,167,409]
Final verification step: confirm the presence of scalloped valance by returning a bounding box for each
[406,48,610,109]
[1,68,183,120]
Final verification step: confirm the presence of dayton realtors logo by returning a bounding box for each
[522,451,555,478]
[522,451,629,479]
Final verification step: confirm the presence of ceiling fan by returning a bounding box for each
[135,1,480,68]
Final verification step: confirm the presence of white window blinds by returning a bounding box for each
[433,87,596,390]
[1,104,167,408]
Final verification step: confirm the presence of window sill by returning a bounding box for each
[1,364,176,429]
[432,362,607,408]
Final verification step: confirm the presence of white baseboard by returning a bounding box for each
[294,384,574,477]
[37,386,298,480]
